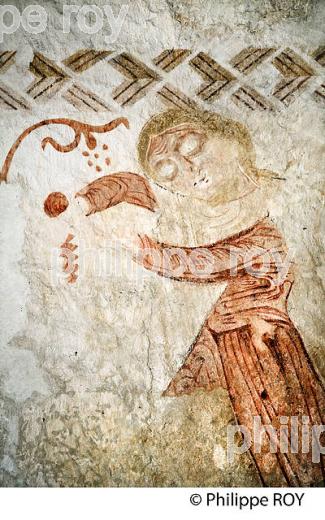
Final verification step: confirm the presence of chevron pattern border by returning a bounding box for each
[0,47,324,113]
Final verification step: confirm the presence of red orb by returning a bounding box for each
[44,192,69,218]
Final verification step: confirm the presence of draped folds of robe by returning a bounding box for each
[137,218,325,487]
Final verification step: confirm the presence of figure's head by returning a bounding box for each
[138,109,272,205]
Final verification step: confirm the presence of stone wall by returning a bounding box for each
[0,0,324,486]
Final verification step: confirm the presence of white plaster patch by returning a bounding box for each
[0,348,50,402]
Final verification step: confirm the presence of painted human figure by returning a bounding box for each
[135,109,325,487]
[1,112,324,486]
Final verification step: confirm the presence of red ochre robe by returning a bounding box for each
[137,218,325,486]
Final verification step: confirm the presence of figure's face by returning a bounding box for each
[146,123,245,202]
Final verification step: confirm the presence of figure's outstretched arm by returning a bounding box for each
[135,232,257,283]
[75,172,157,215]
[135,219,283,283]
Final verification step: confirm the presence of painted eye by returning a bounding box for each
[155,159,178,181]
[178,133,203,157]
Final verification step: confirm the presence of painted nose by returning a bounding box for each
[182,156,194,169]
